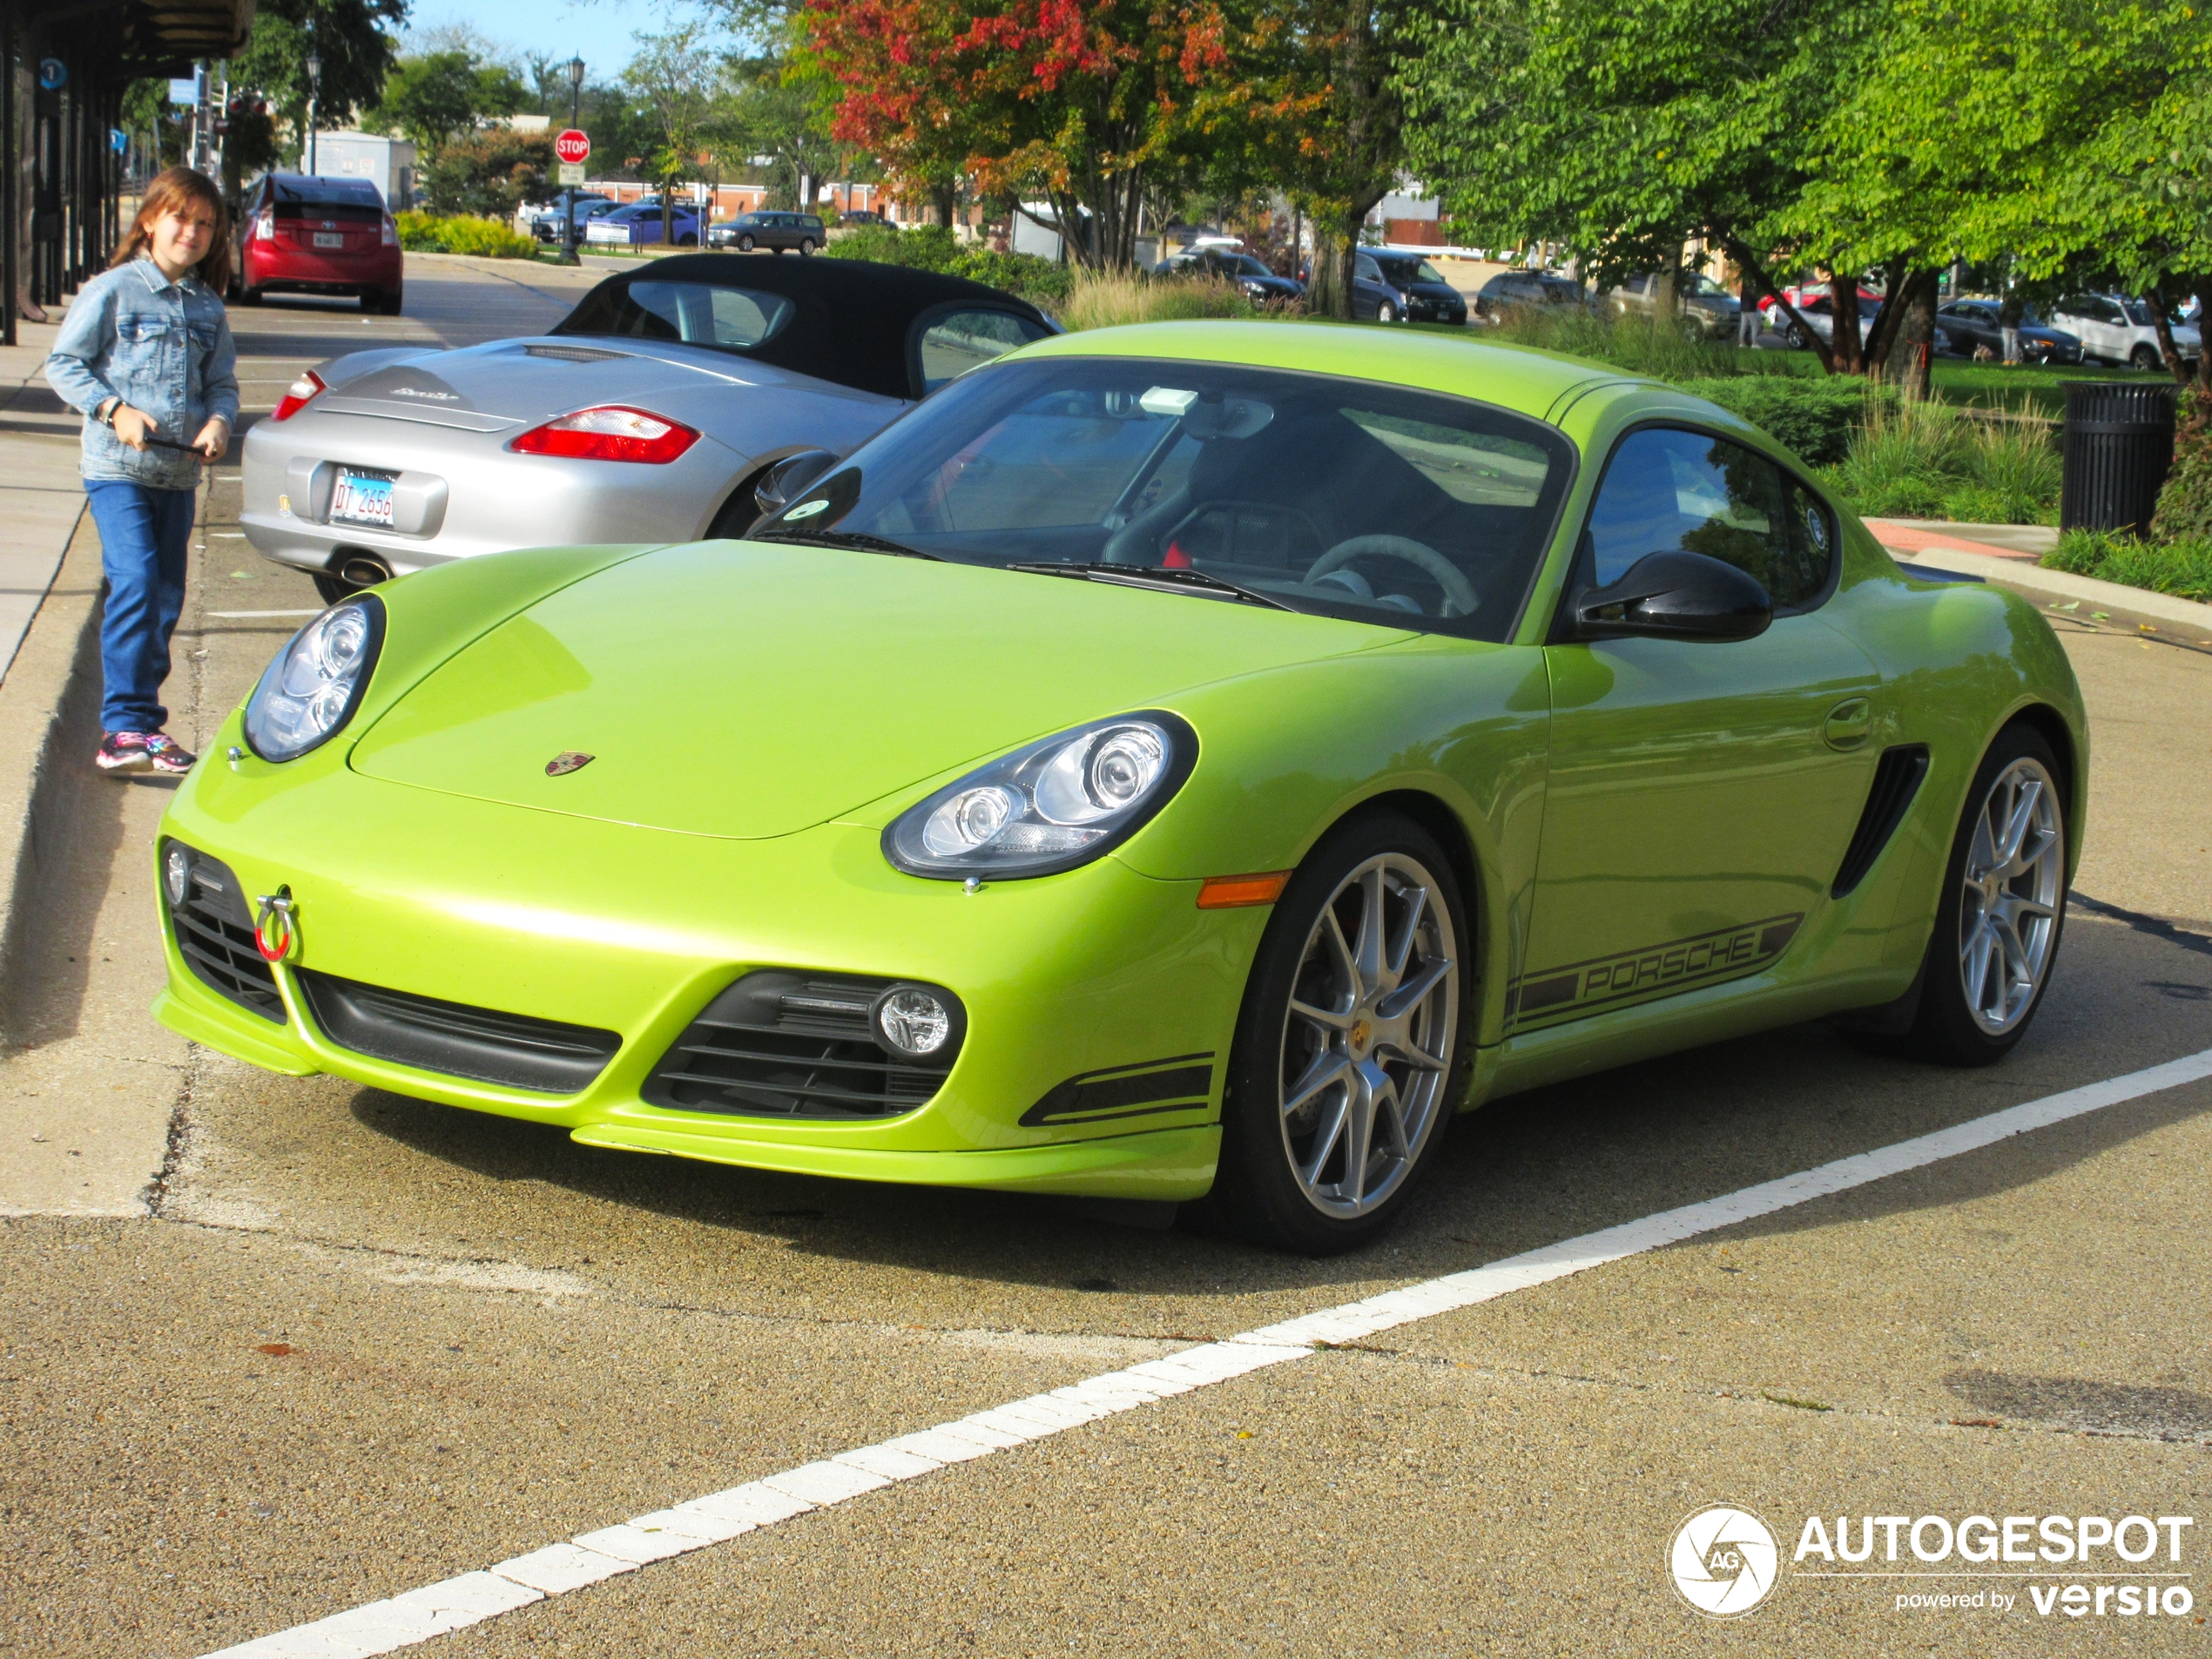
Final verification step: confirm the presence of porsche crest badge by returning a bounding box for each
[545,752,595,777]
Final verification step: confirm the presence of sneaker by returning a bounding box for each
[98,732,151,772]
[144,733,198,774]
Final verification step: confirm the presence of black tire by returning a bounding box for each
[241,287,265,307]
[2130,343,2161,372]
[1893,724,2070,1066]
[738,234,756,253]
[1199,810,1473,1255]
[1376,301,1398,323]
[1785,321,1808,349]
[312,572,361,605]
[704,466,775,540]
[799,238,816,255]
[369,287,402,316]
[678,233,698,246]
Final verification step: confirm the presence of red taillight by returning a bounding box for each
[254,210,273,241]
[269,370,326,422]
[381,214,397,247]
[509,406,700,463]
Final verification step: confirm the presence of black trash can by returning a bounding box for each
[2060,381,2176,536]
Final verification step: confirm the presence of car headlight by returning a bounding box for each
[242,596,385,761]
[884,712,1197,880]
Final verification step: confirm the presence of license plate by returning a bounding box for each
[314,231,345,249]
[328,469,396,529]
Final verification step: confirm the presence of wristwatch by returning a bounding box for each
[95,398,118,427]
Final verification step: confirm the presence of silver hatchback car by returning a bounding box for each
[240,255,1055,601]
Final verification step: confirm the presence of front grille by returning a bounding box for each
[295,969,621,1094]
[163,843,283,1022]
[644,971,962,1120]
[1832,745,1932,898]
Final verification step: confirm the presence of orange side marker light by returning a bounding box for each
[1197,871,1293,909]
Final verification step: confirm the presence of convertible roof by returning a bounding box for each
[552,254,1051,401]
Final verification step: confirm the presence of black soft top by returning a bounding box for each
[552,253,1053,401]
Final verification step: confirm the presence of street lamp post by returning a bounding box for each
[304,51,321,175]
[562,57,585,266]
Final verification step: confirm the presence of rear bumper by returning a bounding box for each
[245,245,402,293]
[239,413,748,574]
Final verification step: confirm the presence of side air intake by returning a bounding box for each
[1832,745,1932,899]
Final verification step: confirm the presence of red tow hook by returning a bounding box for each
[253,886,297,964]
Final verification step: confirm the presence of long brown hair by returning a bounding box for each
[111,166,232,293]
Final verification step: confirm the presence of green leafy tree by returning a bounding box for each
[371,50,529,158]
[419,129,555,217]
[226,0,408,171]
[626,24,730,242]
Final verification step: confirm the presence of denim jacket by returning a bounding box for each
[44,258,240,491]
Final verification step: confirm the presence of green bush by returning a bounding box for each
[395,211,536,259]
[1818,397,2060,523]
[419,130,554,221]
[1694,378,1885,468]
[1059,270,1260,330]
[2043,527,2212,603]
[2151,387,2212,543]
[1484,303,1749,381]
[826,223,1073,307]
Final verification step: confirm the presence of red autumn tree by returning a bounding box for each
[800,0,1240,268]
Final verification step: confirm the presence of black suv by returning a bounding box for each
[1473,270,1590,320]
[709,211,828,253]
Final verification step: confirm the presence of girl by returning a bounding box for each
[45,165,239,774]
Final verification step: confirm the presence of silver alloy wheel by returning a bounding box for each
[1275,853,1458,1218]
[1959,756,2064,1035]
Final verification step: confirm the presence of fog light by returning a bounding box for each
[875,988,951,1056]
[164,843,193,907]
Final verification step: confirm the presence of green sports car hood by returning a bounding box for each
[348,540,1406,839]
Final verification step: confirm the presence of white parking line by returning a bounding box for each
[207,610,323,619]
[199,1046,2212,1659]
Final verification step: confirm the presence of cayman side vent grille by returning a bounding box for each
[296,969,621,1094]
[520,343,631,363]
[644,971,961,1120]
[163,843,284,1022]
[1832,744,1932,898]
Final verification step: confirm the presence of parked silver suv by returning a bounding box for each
[708,211,828,254]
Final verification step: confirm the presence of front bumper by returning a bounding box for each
[153,730,1260,1199]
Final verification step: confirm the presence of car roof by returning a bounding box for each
[1007,320,1617,424]
[551,253,1053,401]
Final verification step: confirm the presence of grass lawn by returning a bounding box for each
[1689,347,2168,413]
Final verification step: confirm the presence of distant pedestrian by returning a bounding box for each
[1737,273,1760,350]
[44,166,238,776]
[1999,290,2025,366]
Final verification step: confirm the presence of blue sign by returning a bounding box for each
[167,77,199,105]
[111,128,128,153]
[38,57,66,91]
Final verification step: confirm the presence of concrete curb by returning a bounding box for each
[1887,543,2212,633]
[0,513,106,1043]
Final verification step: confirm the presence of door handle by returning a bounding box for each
[1823,697,1873,751]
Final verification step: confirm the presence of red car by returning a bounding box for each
[233,173,404,314]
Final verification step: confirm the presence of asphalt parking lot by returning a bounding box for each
[3,258,2210,1657]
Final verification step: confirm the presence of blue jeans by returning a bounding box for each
[84,479,195,734]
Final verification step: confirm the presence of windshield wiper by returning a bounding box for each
[1005,561,1290,610]
[752,528,945,561]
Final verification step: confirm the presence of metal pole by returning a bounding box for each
[561,56,583,266]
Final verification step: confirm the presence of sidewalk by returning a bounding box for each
[1865,516,2212,637]
[0,309,84,689]
[1859,516,2057,562]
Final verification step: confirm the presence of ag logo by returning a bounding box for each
[1669,1504,1779,1617]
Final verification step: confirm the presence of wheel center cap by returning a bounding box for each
[1349,1017,1372,1055]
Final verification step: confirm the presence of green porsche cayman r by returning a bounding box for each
[154,320,2086,1253]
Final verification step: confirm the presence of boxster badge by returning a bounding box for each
[545,752,595,777]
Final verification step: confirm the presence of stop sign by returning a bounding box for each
[555,129,591,165]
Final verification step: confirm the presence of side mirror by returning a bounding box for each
[753,449,839,517]
[1571,551,1772,643]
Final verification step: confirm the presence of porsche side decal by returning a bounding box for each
[1020,1053,1217,1128]
[1507,914,1805,1027]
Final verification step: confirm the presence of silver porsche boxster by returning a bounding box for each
[240,254,1056,602]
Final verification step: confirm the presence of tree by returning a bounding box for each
[626,25,730,244]
[371,50,529,158]
[420,130,555,218]
[799,0,1240,268]
[1398,0,1881,370]
[226,0,408,170]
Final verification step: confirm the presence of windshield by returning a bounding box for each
[2120,299,2152,326]
[271,177,384,210]
[756,357,1575,640]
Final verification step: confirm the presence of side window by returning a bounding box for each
[915,308,1051,394]
[1582,428,1835,610]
